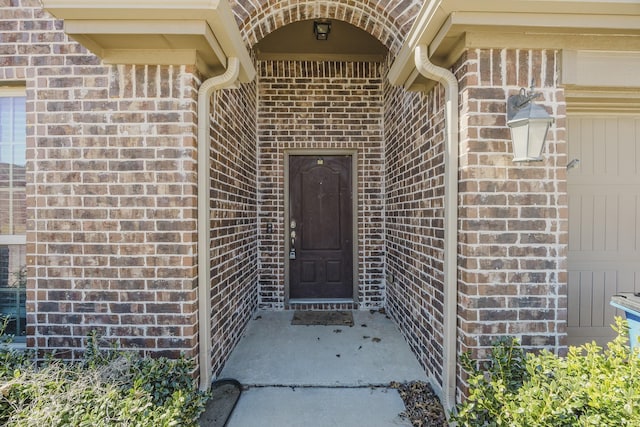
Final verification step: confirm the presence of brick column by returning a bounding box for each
[28,62,200,359]
[456,48,568,392]
[0,2,201,358]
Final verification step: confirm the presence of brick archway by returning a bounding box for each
[230,0,422,56]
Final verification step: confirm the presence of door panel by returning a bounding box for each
[289,155,353,299]
[301,167,341,250]
[567,115,640,346]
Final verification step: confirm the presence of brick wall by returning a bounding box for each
[10,0,202,357]
[31,53,200,358]
[384,72,447,388]
[0,1,260,369]
[207,84,258,375]
[257,60,385,310]
[384,49,568,398]
[456,48,568,392]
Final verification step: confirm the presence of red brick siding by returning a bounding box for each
[31,57,200,359]
[456,48,568,393]
[0,1,253,366]
[384,48,568,399]
[257,60,385,309]
[207,83,259,376]
[384,73,447,388]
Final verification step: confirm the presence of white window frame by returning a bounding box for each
[0,86,26,246]
[0,86,27,344]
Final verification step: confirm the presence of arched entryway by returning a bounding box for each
[229,0,451,405]
[232,0,418,55]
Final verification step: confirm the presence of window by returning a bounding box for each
[0,87,26,340]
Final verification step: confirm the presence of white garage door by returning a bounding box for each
[567,114,640,347]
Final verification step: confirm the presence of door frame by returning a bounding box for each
[284,149,359,303]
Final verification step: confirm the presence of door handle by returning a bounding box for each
[289,219,297,259]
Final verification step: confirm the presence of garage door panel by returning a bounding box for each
[569,191,640,253]
[568,194,582,250]
[578,118,594,175]
[636,120,640,170]
[605,118,620,174]
[568,271,581,327]
[618,118,635,175]
[606,197,618,252]
[568,269,636,326]
[620,194,637,252]
[568,114,640,346]
[637,196,640,250]
[591,271,606,328]
[580,196,595,251]
[618,269,636,294]
[579,273,593,327]
[593,119,607,175]
[604,272,618,329]
[567,326,617,347]
[593,194,607,251]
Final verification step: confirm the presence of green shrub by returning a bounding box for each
[0,316,33,379]
[0,330,208,426]
[453,317,640,426]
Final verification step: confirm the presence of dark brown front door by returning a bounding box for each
[289,155,353,299]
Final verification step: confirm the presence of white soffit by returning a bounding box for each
[389,0,640,90]
[41,0,255,82]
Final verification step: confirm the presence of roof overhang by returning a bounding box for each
[389,0,640,92]
[41,0,255,82]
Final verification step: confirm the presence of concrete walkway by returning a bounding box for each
[217,310,428,426]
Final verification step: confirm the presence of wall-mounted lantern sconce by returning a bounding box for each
[313,20,331,40]
[507,84,554,162]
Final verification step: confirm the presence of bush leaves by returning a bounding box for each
[454,317,640,426]
[0,326,208,426]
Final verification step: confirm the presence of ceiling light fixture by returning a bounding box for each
[313,20,331,41]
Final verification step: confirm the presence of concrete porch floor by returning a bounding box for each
[217,310,429,426]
